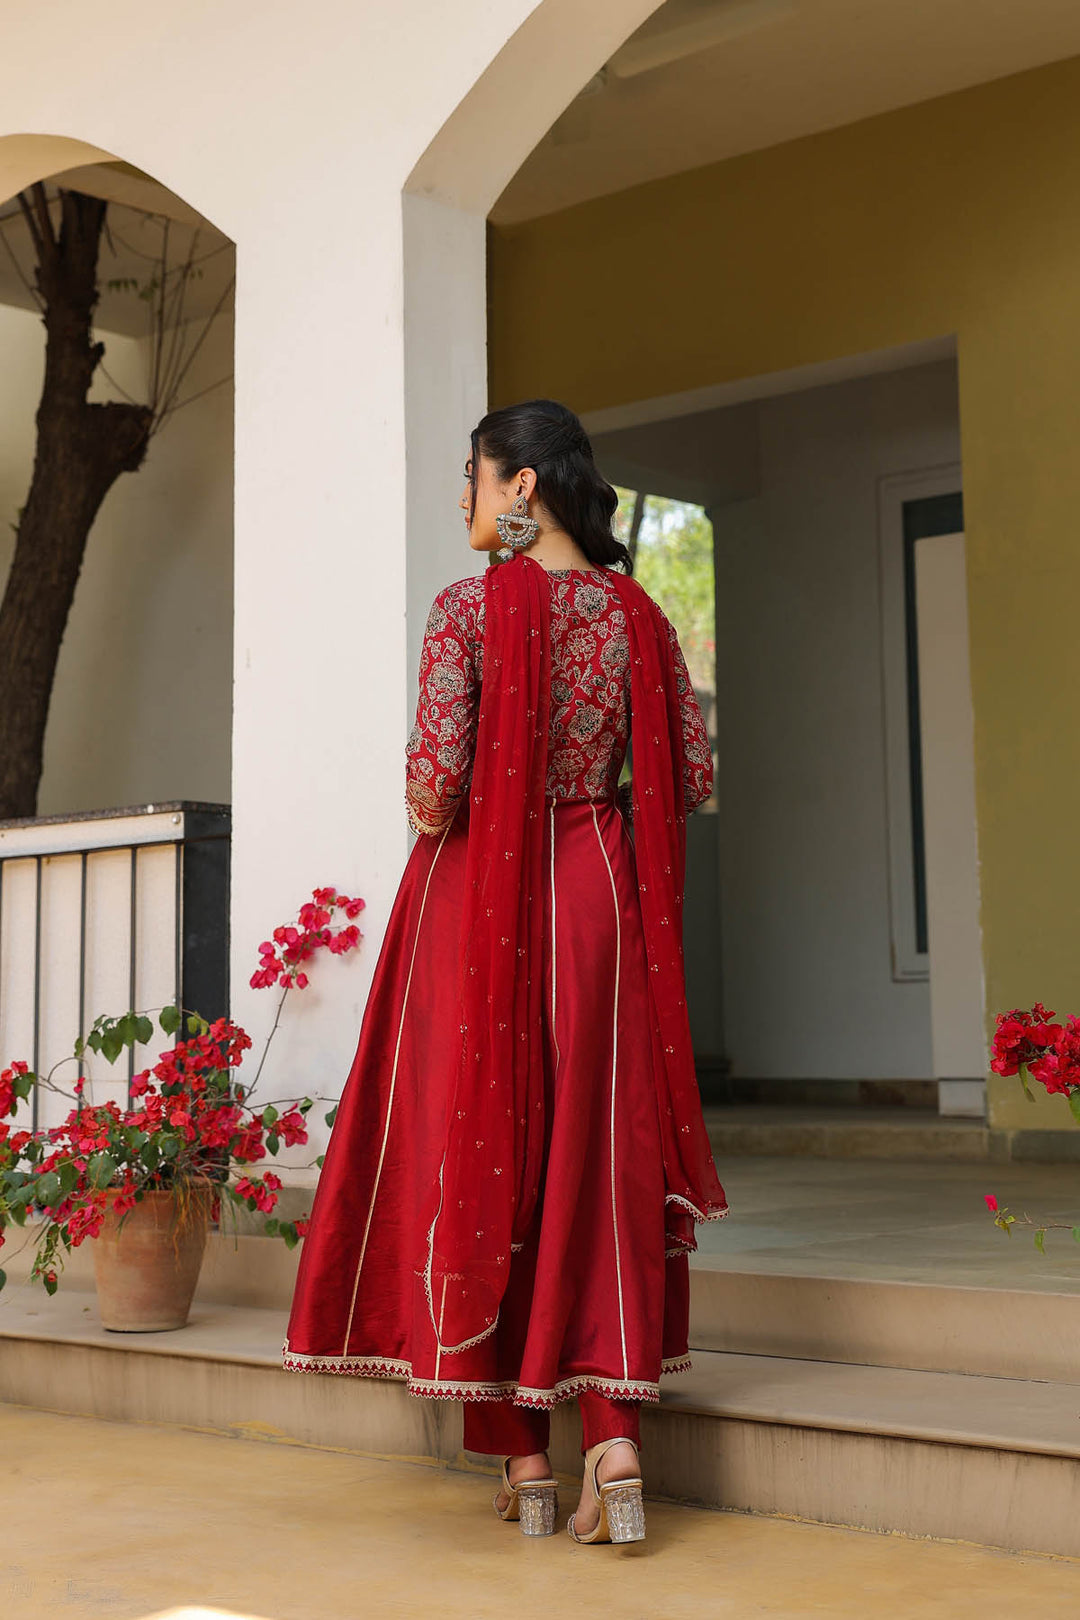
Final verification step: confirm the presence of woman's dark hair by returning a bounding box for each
[468,398,633,573]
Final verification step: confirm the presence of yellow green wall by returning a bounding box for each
[490,55,1080,1132]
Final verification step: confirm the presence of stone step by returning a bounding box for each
[1,1288,1077,1558]
[705,1105,992,1161]
[688,1266,1080,1384]
[7,1220,1078,1385]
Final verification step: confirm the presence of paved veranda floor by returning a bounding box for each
[3,1405,1078,1619]
[692,1152,1080,1289]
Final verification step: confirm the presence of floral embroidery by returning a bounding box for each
[405,570,714,836]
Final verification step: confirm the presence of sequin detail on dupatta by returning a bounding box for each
[422,554,552,1353]
[605,567,729,1251]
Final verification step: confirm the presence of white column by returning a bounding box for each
[228,188,413,1164]
[403,192,489,705]
[914,532,988,1117]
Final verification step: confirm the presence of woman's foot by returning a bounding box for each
[494,1450,554,1514]
[571,1440,640,1537]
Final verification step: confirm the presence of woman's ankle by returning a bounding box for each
[507,1449,551,1485]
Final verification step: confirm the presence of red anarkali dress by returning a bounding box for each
[282,563,726,1407]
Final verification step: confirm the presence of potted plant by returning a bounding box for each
[0,885,364,1329]
[984,1002,1080,1253]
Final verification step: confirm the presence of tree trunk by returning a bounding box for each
[0,188,152,819]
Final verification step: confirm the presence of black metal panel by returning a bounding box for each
[900,491,964,957]
[179,808,232,1024]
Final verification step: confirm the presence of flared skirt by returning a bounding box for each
[281,794,692,1407]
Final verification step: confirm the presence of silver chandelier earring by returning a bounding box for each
[495,491,540,562]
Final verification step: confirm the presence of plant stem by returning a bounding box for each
[243,986,290,1100]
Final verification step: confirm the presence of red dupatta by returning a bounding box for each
[605,564,729,1254]
[424,553,727,1356]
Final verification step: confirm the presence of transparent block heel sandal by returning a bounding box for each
[567,1436,646,1545]
[492,1456,559,1536]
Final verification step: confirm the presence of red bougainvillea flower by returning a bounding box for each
[249,887,365,991]
[990,1004,1062,1076]
[984,1194,999,1212]
[1027,1015,1080,1097]
[234,1172,283,1214]
[0,1060,29,1118]
[2,886,349,1289]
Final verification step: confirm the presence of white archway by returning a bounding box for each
[0,5,670,1172]
[0,138,235,818]
[0,134,117,201]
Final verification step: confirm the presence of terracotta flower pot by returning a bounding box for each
[92,1179,214,1331]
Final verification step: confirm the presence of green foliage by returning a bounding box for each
[83,1010,153,1066]
[613,488,716,697]
[8,1068,34,1104]
[86,1152,117,1190]
[35,1171,61,1206]
[0,978,326,1293]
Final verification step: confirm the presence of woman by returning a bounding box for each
[282,398,728,1545]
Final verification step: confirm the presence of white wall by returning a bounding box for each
[0,304,233,816]
[0,0,662,1184]
[715,359,961,1079]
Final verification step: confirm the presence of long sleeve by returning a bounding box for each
[617,609,714,826]
[405,582,480,837]
[667,613,715,812]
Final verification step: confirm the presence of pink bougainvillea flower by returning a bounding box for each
[251,887,365,992]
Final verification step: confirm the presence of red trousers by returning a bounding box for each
[463,1392,640,1457]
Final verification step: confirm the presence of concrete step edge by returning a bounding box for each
[667,1348,1080,1460]
[4,1294,1078,1462]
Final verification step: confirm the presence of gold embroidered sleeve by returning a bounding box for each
[664,614,714,813]
[405,582,479,836]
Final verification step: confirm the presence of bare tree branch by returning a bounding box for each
[29,183,57,264]
[155,371,233,423]
[153,272,235,427]
[157,229,201,408]
[93,360,142,407]
[104,222,231,274]
[150,217,169,406]
[16,189,46,265]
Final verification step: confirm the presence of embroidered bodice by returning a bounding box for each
[405,566,714,837]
